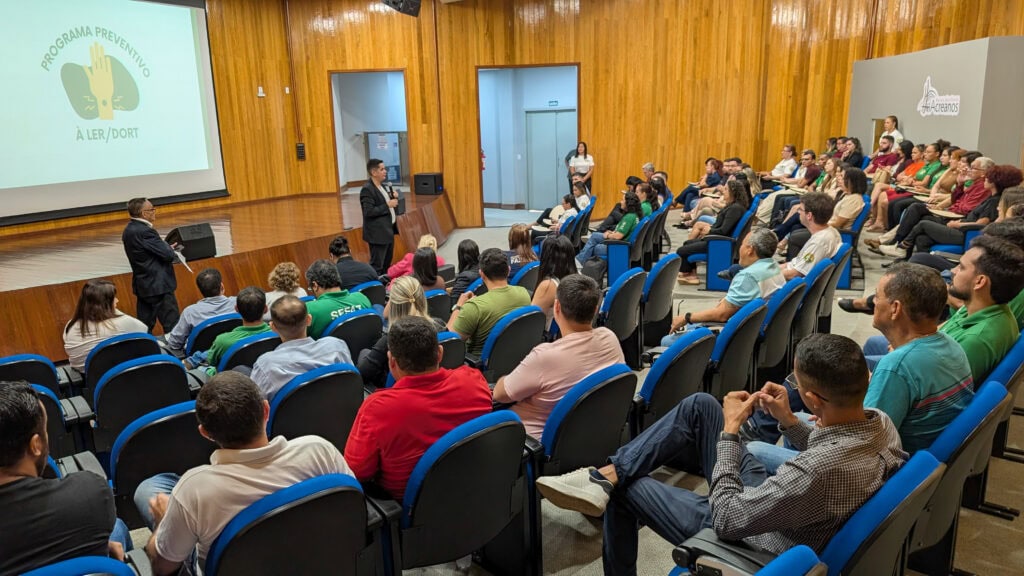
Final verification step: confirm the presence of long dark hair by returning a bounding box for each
[636,182,660,212]
[411,247,439,287]
[726,179,751,211]
[66,279,118,338]
[538,236,576,281]
[563,194,579,212]
[842,167,868,201]
[457,239,479,273]
[623,191,644,219]
[575,141,588,158]
[895,140,916,174]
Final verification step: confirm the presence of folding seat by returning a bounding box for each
[753,278,806,387]
[372,412,532,576]
[788,260,834,367]
[202,474,386,576]
[597,267,648,369]
[816,243,852,334]
[32,384,85,458]
[629,328,715,438]
[352,280,387,308]
[510,261,541,293]
[836,196,871,289]
[425,289,451,323]
[604,214,652,286]
[267,363,364,452]
[323,308,384,361]
[184,313,242,356]
[640,254,682,347]
[22,556,136,576]
[84,333,162,403]
[465,305,545,382]
[534,216,578,257]
[217,332,281,372]
[687,198,761,292]
[437,331,466,369]
[0,353,72,397]
[930,224,984,258]
[674,451,944,575]
[703,299,768,399]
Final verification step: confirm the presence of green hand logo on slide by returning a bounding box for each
[61,42,139,120]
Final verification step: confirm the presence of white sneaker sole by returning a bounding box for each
[536,476,608,517]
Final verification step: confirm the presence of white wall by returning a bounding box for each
[331,71,408,186]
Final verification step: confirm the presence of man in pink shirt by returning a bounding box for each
[493,275,625,438]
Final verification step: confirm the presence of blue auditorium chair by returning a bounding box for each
[511,261,541,293]
[674,451,943,576]
[352,280,387,308]
[704,299,767,399]
[185,313,242,356]
[630,328,715,438]
[466,277,488,297]
[836,195,871,289]
[597,267,648,369]
[323,308,383,360]
[299,294,315,302]
[570,201,595,251]
[647,204,671,264]
[437,331,466,369]
[465,305,545,382]
[203,474,385,576]
[267,363,363,452]
[753,278,806,387]
[84,333,162,402]
[372,412,531,576]
[217,332,282,372]
[604,215,652,286]
[686,197,760,292]
[32,384,85,458]
[669,545,827,576]
[640,254,682,347]
[930,223,984,258]
[816,243,852,333]
[23,556,136,576]
[425,289,451,323]
[0,353,70,397]
[533,216,577,257]
[788,260,834,367]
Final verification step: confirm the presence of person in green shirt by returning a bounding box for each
[637,181,659,217]
[575,190,645,265]
[448,248,532,356]
[942,235,1024,384]
[206,286,272,368]
[304,259,372,338]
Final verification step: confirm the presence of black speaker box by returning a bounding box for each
[165,223,216,261]
[383,0,421,17]
[414,172,444,195]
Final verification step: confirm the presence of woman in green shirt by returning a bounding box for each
[575,191,645,263]
[886,141,952,226]
[637,182,660,217]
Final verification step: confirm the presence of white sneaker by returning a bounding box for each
[878,228,898,244]
[536,467,611,517]
[879,244,907,259]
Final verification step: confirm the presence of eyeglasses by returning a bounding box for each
[783,373,829,403]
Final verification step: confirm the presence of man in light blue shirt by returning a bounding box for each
[164,268,237,350]
[662,229,785,346]
[251,295,352,401]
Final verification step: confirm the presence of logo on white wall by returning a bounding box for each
[916,76,960,117]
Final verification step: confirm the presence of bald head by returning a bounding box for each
[269,295,310,340]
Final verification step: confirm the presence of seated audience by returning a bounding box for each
[204,286,271,369]
[572,178,592,210]
[531,235,578,332]
[449,239,480,301]
[775,167,866,259]
[756,149,822,224]
[665,229,785,344]
[537,174,586,225]
[387,234,445,286]
[263,262,307,321]
[536,334,906,574]
[361,276,446,390]
[675,180,750,285]
[881,143,959,233]
[136,372,351,575]
[410,247,447,291]
[779,192,842,279]
[757,144,798,185]
[329,236,379,290]
[637,182,660,217]
[0,381,131,574]
[840,136,865,169]
[864,135,900,176]
[494,275,623,439]
[576,190,645,265]
[304,259,372,338]
[674,157,724,210]
[63,279,148,372]
[533,193,581,242]
[448,249,531,356]
[865,141,920,228]
[506,223,539,277]
[250,296,353,400]
[344,316,492,499]
[868,143,949,232]
[596,176,645,232]
[165,268,236,350]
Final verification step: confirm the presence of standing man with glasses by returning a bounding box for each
[360,158,400,275]
[122,197,181,333]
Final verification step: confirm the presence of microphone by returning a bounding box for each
[384,181,396,198]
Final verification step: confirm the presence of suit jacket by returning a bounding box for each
[360,182,398,245]
[122,219,177,298]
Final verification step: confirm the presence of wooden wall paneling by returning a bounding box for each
[871,0,1024,58]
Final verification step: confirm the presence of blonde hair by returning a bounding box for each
[417,234,438,251]
[388,276,431,321]
[741,167,761,195]
[268,262,302,293]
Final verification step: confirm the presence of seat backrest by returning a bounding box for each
[599,268,647,341]
[437,331,466,369]
[542,364,637,474]
[186,313,243,355]
[425,289,452,323]
[755,545,825,576]
[31,384,76,458]
[217,332,282,372]
[628,216,653,262]
[818,243,852,319]
[558,214,577,236]
[399,411,527,568]
[267,363,364,452]
[638,329,716,428]
[324,309,383,361]
[479,305,545,379]
[642,254,682,323]
[707,299,767,398]
[819,451,943,576]
[641,210,661,259]
[466,277,488,297]
[511,261,541,293]
[572,203,594,248]
[792,260,834,344]
[438,263,456,283]
[0,354,60,396]
[299,295,315,303]
[351,280,387,307]
[93,355,192,444]
[985,334,1024,422]
[22,556,136,576]
[758,278,807,368]
[85,333,161,392]
[205,474,369,576]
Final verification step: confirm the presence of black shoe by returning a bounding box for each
[838,298,873,315]
[717,270,731,280]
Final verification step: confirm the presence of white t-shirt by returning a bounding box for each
[154,436,351,573]
[882,129,904,145]
[790,227,842,276]
[771,158,798,177]
[62,312,148,371]
[575,194,591,210]
[569,154,595,174]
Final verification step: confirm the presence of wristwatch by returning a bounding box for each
[452,304,463,312]
[684,312,692,325]
[719,432,740,443]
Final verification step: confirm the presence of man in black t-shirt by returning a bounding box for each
[329,235,381,289]
[0,382,129,573]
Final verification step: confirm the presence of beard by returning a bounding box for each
[948,284,971,303]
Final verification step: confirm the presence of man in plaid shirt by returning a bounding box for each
[537,334,908,575]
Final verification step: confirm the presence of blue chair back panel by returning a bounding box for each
[185,313,243,356]
[0,354,61,396]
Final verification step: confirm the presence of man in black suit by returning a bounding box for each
[122,197,180,332]
[360,158,400,275]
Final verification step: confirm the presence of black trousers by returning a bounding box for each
[894,202,943,244]
[137,292,180,334]
[676,240,709,273]
[369,242,394,276]
[597,206,624,233]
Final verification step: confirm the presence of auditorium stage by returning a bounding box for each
[0,191,457,361]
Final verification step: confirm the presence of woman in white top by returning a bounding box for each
[531,235,577,334]
[264,262,308,321]
[572,181,591,210]
[568,141,595,191]
[63,279,148,372]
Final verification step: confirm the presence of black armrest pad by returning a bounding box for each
[464,353,482,368]
[703,235,734,242]
[57,366,84,387]
[126,549,153,576]
[67,396,94,422]
[72,451,108,479]
[365,494,403,522]
[165,346,187,360]
[604,239,629,245]
[958,223,986,231]
[674,528,776,572]
[524,435,545,460]
[57,455,81,475]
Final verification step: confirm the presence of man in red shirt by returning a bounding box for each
[865,135,900,177]
[343,316,493,499]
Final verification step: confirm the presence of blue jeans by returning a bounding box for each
[677,185,700,209]
[135,473,199,575]
[109,518,133,552]
[863,334,890,371]
[696,214,716,225]
[577,232,607,262]
[744,412,814,474]
[603,393,768,575]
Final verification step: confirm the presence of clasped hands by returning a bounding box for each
[722,382,802,434]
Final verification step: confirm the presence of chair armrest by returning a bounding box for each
[929,251,962,262]
[524,435,545,460]
[66,396,94,422]
[56,366,84,394]
[126,549,153,576]
[464,353,483,369]
[364,493,403,572]
[703,235,734,243]
[958,223,986,232]
[71,451,108,479]
[604,239,629,246]
[673,528,776,573]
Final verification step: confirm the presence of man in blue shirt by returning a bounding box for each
[662,228,785,346]
[164,268,236,350]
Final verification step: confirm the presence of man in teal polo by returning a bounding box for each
[304,260,372,338]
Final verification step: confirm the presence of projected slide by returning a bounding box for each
[0,0,226,221]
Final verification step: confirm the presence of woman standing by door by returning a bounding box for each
[569,141,595,192]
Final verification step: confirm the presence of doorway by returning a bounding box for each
[526,110,578,210]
